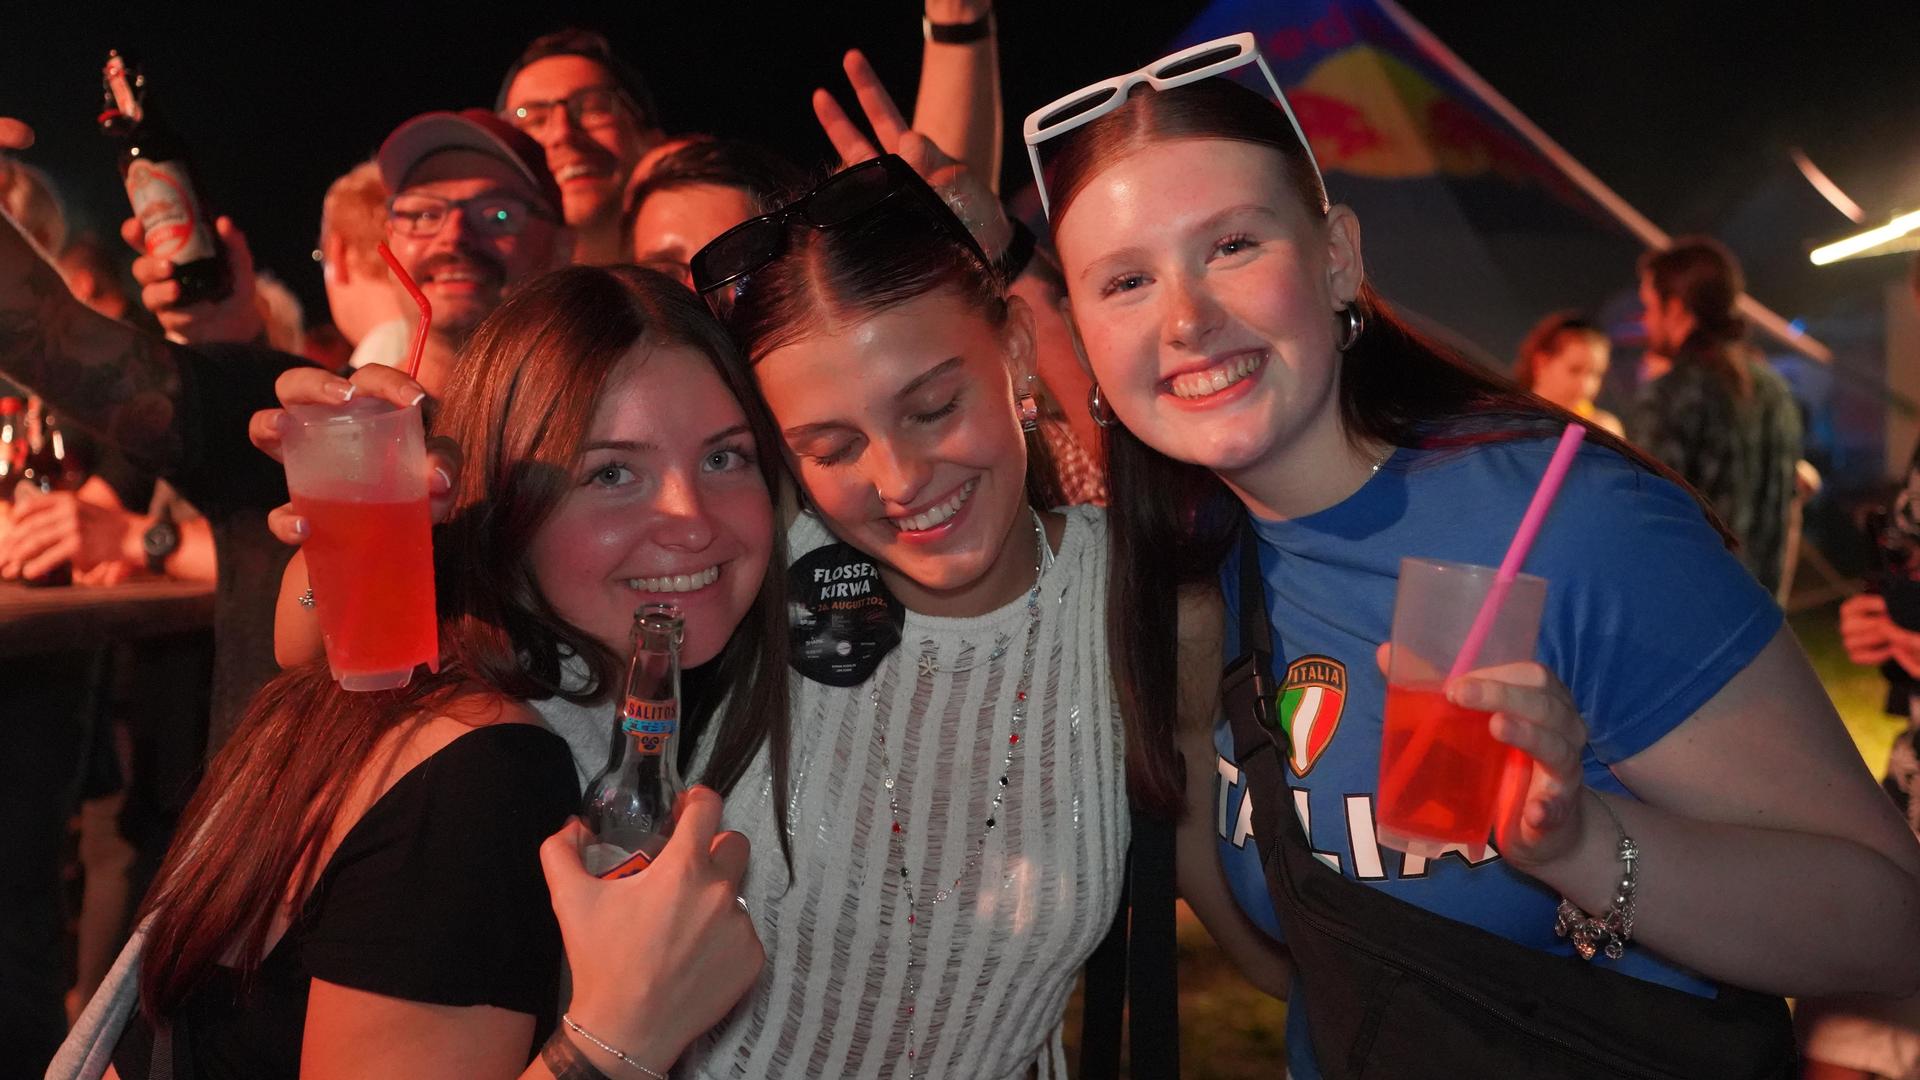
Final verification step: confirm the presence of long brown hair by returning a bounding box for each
[1046,78,1726,819]
[1639,236,1754,397]
[718,162,1065,511]
[137,266,790,1015]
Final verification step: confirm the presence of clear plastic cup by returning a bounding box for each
[282,397,437,691]
[1376,557,1546,859]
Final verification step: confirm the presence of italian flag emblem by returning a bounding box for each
[1277,654,1348,777]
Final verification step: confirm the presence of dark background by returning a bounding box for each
[4,1,1918,324]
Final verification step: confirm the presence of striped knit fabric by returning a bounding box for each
[680,506,1128,1079]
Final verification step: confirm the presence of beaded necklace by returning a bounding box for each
[871,507,1050,1076]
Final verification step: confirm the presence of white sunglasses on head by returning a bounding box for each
[1022,32,1324,219]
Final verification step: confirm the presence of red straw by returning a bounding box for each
[376,242,431,382]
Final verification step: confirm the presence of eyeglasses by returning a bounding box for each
[502,86,631,134]
[1021,32,1323,218]
[386,193,552,239]
[690,154,989,299]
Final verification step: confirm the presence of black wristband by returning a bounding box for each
[923,11,994,44]
[541,1031,615,1080]
[996,217,1038,283]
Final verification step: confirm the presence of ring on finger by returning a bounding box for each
[735,895,751,915]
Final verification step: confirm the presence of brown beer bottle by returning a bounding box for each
[98,50,231,306]
[0,397,24,502]
[17,406,75,587]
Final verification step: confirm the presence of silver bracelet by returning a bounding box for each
[1553,792,1638,961]
[561,1013,668,1080]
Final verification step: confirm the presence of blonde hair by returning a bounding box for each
[252,271,305,355]
[318,160,387,278]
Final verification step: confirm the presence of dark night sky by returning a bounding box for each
[5,1,1919,323]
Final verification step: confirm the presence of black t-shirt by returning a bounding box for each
[112,723,578,1080]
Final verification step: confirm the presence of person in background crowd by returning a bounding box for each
[1036,57,1920,1077]
[251,271,305,356]
[315,159,408,370]
[623,138,805,287]
[57,236,139,326]
[497,28,665,266]
[1004,241,1107,502]
[372,108,572,394]
[1804,253,1920,1080]
[1514,311,1624,437]
[1630,238,1803,595]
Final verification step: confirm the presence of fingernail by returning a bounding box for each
[409,390,427,407]
[431,466,451,492]
[339,383,356,402]
[291,517,309,538]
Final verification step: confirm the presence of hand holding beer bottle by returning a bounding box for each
[584,603,689,878]
[540,786,762,1077]
[101,50,263,346]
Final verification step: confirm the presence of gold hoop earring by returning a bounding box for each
[1337,304,1367,352]
[1087,383,1119,429]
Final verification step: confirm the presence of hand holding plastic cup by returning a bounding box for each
[1376,559,1546,859]
[1375,424,1586,858]
[281,396,437,690]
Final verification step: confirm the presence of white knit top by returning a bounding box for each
[679,505,1128,1080]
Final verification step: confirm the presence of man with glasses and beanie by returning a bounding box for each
[497,28,664,265]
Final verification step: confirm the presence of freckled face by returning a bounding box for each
[528,344,773,666]
[1052,138,1358,479]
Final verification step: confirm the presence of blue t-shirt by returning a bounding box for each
[1210,438,1782,1078]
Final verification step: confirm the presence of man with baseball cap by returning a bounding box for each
[497,28,665,265]
[376,107,569,395]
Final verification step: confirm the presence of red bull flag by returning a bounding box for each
[1049,0,1828,369]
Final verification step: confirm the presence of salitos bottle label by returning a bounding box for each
[622,696,677,755]
[583,603,687,878]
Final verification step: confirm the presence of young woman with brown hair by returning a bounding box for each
[98,266,785,1079]
[1027,39,1920,1078]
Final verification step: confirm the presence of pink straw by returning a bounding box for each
[376,242,432,382]
[1446,423,1588,680]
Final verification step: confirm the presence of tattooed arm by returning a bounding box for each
[0,204,187,472]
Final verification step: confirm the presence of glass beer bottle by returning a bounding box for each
[98,50,232,306]
[582,603,687,879]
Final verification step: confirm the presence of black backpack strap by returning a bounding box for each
[1078,816,1184,1080]
[1239,522,1274,658]
[1126,809,1180,1077]
[1077,846,1127,1080]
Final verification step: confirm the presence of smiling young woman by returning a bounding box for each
[1032,44,1920,1079]
[674,149,1258,1079]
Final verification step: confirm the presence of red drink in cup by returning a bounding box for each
[283,398,437,691]
[1379,686,1505,846]
[1376,557,1546,859]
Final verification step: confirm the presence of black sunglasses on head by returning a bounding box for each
[690,154,991,299]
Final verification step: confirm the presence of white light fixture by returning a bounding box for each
[1811,209,1920,266]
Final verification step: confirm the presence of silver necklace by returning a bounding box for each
[872,508,1049,1075]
